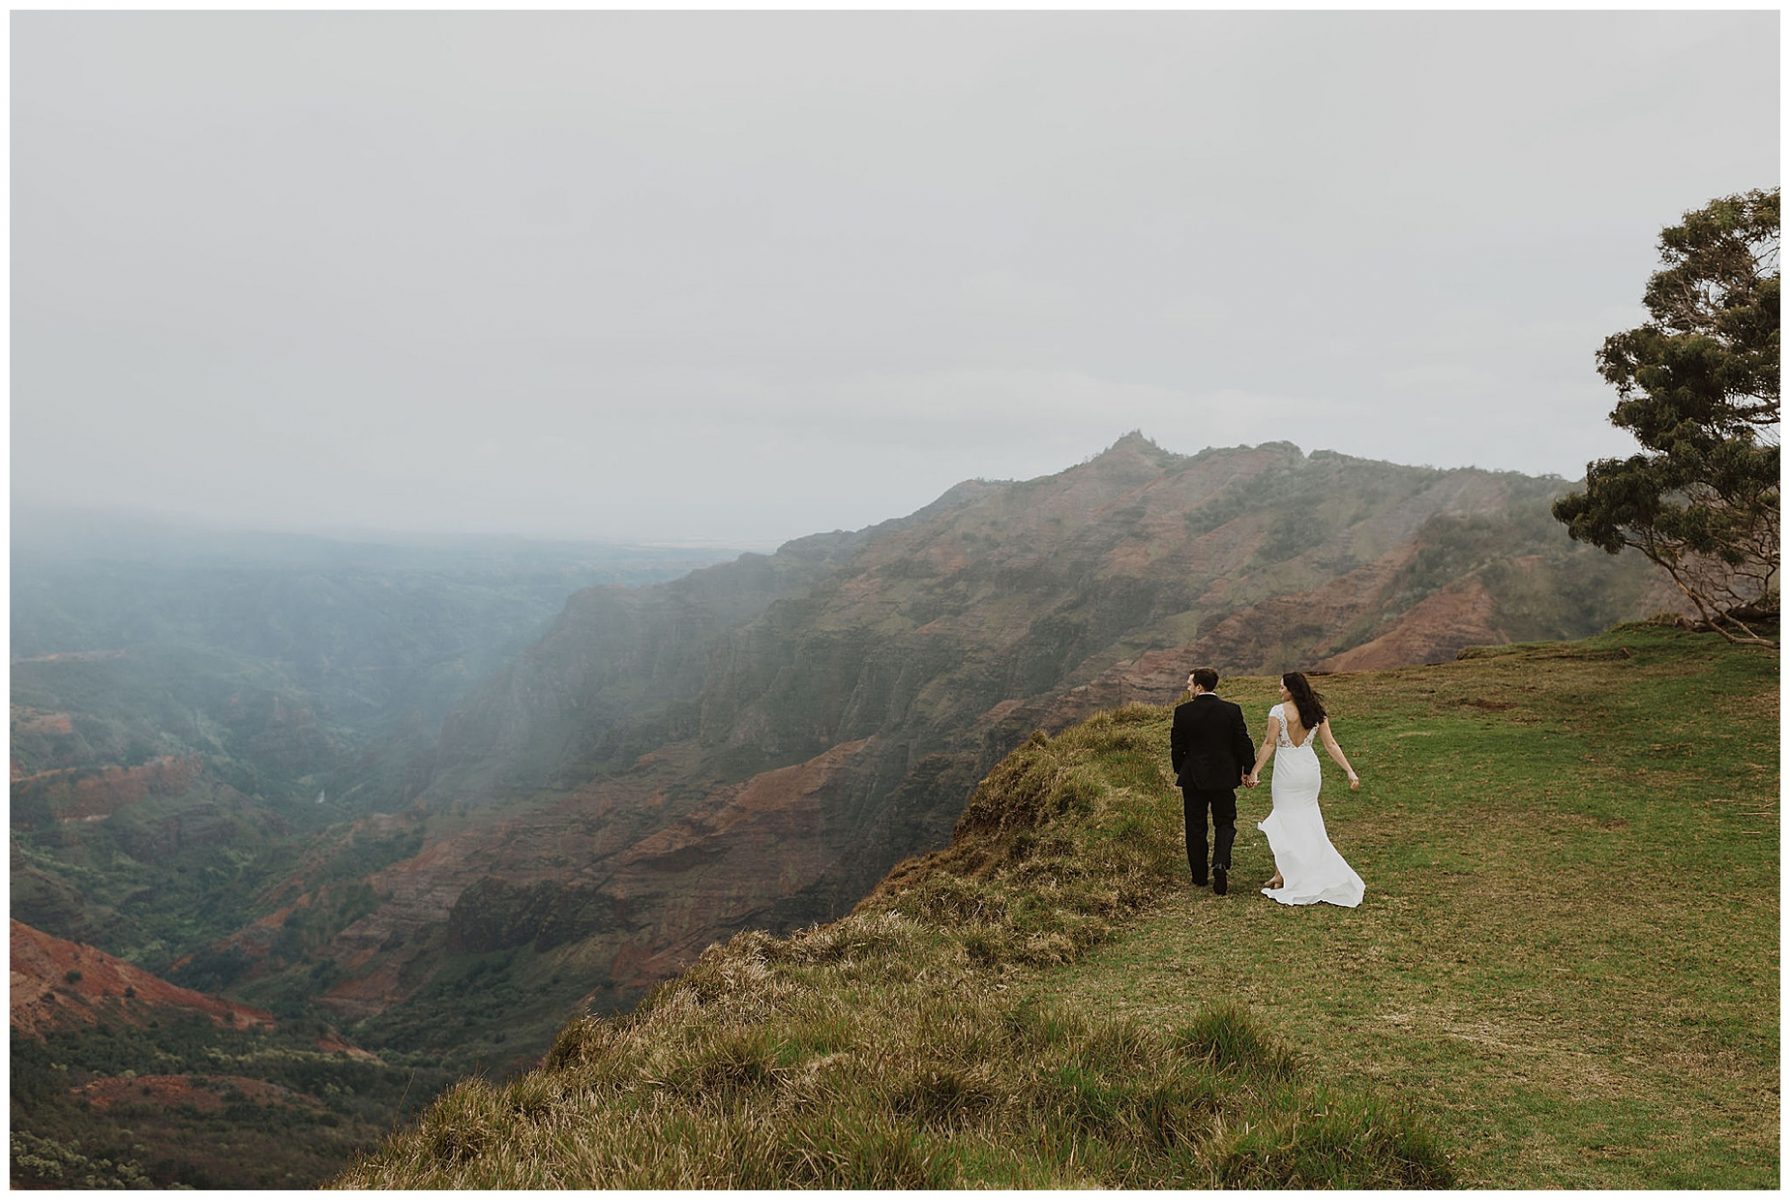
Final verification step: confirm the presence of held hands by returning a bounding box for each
[1239,768,1355,790]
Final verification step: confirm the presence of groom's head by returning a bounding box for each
[1188,667,1219,694]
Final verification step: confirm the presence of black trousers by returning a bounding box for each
[1182,786,1238,881]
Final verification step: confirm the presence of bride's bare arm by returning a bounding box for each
[1247,715,1279,783]
[1318,720,1360,790]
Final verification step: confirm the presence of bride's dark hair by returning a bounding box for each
[1282,672,1327,732]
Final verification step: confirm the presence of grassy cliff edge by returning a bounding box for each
[333,623,1777,1188]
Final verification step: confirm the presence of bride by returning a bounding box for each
[1245,672,1365,907]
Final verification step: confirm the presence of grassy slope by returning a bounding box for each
[332,624,1777,1189]
[1039,623,1779,1188]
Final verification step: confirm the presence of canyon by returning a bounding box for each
[11,438,1687,1187]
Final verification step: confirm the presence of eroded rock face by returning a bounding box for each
[209,438,1684,1035]
[10,920,276,1039]
[446,877,625,955]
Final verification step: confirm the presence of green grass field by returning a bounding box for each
[1036,624,1778,1187]
[333,623,1777,1189]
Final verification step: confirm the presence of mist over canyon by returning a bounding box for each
[11,435,1683,1185]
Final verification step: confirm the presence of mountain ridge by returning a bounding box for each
[216,437,1682,1070]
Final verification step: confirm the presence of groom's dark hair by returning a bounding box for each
[1190,667,1219,692]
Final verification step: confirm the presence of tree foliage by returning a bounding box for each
[1553,188,1780,644]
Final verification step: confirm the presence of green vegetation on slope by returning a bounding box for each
[334,623,1776,1189]
[10,1016,456,1189]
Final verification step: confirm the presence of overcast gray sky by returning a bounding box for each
[13,11,1780,548]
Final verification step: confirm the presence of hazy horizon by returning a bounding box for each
[14,432,1579,554]
[14,11,1780,547]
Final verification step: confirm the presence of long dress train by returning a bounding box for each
[1258,703,1364,907]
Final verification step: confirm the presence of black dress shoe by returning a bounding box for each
[1191,876,1207,889]
[1213,867,1229,896]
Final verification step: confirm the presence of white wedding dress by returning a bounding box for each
[1258,703,1365,907]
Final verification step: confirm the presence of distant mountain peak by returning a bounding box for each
[1107,429,1158,451]
[1091,434,1317,472]
[1093,430,1169,460]
[1077,431,1179,477]
[1255,439,1305,457]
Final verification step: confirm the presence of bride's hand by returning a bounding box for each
[1347,773,1360,791]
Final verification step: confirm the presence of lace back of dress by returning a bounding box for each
[1276,702,1315,751]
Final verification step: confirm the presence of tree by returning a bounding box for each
[1553,188,1780,645]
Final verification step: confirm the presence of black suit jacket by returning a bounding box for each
[1170,695,1255,792]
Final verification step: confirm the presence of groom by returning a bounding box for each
[1170,667,1256,896]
